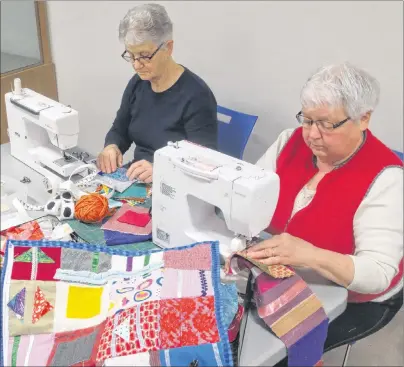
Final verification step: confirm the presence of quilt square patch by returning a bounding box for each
[7,280,56,337]
[47,323,104,366]
[53,282,110,333]
[97,302,160,364]
[61,248,111,273]
[160,268,213,299]
[11,246,61,281]
[108,268,163,315]
[159,296,220,349]
[7,334,55,367]
[163,243,212,270]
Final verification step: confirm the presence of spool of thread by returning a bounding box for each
[14,78,22,95]
[74,193,110,223]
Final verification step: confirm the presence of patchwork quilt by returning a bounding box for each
[1,240,233,367]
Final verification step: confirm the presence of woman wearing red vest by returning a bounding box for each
[249,62,403,355]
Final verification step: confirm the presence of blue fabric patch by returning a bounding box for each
[103,229,152,245]
[287,318,329,366]
[218,282,238,328]
[98,167,131,182]
[159,343,226,367]
[113,184,147,199]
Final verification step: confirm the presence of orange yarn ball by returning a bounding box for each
[75,193,110,223]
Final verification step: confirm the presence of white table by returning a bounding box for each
[1,142,348,366]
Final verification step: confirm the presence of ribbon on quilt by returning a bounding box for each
[229,253,329,367]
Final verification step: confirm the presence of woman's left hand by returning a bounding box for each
[246,233,317,268]
[126,160,153,183]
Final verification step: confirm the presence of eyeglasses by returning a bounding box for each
[296,111,350,132]
[121,43,164,65]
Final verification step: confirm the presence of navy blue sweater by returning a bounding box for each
[105,67,217,163]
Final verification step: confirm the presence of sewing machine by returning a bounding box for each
[4,79,88,194]
[152,141,280,262]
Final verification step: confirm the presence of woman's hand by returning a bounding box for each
[127,160,153,183]
[97,144,123,173]
[246,233,317,268]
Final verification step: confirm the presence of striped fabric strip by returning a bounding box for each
[91,252,99,272]
[229,253,328,367]
[126,257,133,272]
[11,336,21,367]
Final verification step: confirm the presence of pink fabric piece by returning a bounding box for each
[8,334,54,366]
[255,272,282,294]
[160,268,213,299]
[101,204,152,235]
[258,279,307,318]
[163,243,212,270]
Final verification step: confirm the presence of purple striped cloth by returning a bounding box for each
[229,254,329,367]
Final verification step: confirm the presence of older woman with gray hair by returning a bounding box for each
[250,62,403,355]
[97,3,217,182]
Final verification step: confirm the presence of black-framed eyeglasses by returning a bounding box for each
[296,111,350,132]
[121,43,164,65]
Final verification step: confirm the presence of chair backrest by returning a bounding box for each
[217,105,258,159]
[392,149,404,161]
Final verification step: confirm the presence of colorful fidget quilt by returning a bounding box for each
[1,240,233,367]
[229,253,329,367]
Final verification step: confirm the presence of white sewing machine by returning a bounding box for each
[152,141,280,262]
[4,79,87,194]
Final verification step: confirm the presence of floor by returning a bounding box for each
[323,307,404,366]
[1,52,41,74]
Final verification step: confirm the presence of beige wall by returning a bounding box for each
[47,1,403,162]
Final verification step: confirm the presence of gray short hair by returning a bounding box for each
[300,62,380,121]
[119,3,173,47]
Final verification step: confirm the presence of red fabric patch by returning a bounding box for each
[11,247,61,281]
[32,286,54,324]
[159,296,220,349]
[96,301,160,364]
[117,210,150,227]
[1,221,44,241]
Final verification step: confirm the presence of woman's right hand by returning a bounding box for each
[97,144,123,173]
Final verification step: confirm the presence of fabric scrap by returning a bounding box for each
[159,296,220,349]
[7,334,55,367]
[117,210,151,227]
[97,302,160,363]
[101,204,152,235]
[113,317,131,342]
[160,268,213,299]
[229,253,328,367]
[66,285,103,319]
[159,343,226,367]
[61,247,112,274]
[163,242,212,270]
[1,221,44,241]
[8,280,56,336]
[112,183,148,199]
[14,248,55,263]
[47,323,104,366]
[104,229,152,246]
[32,286,54,324]
[11,246,61,281]
[7,287,26,319]
[237,253,295,278]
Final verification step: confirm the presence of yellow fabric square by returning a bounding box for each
[66,285,103,319]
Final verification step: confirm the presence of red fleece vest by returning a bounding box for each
[268,127,403,302]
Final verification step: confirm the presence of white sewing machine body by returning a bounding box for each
[5,84,84,193]
[152,141,280,260]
